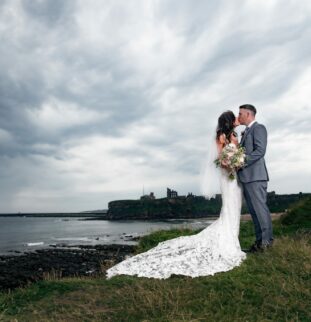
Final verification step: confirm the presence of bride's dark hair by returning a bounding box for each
[216,110,236,141]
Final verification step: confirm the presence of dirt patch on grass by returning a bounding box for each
[241,212,285,221]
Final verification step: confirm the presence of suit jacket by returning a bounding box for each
[238,122,269,183]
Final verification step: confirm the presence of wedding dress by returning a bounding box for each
[106,167,246,279]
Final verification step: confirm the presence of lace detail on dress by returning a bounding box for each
[106,169,246,279]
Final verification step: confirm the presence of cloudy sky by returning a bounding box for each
[1,0,311,213]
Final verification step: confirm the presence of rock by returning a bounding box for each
[0,244,136,291]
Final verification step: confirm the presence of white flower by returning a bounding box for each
[228,143,236,148]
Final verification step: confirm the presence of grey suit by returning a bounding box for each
[238,122,273,245]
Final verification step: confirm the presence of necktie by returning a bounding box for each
[242,127,249,137]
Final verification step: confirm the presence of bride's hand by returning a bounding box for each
[230,132,239,146]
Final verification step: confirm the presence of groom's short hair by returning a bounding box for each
[239,104,257,116]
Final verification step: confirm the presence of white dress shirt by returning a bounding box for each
[247,120,256,129]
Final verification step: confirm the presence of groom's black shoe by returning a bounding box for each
[249,240,273,253]
[248,241,262,253]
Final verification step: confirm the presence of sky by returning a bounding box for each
[0,0,311,213]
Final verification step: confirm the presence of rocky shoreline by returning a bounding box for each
[0,243,136,291]
[0,213,284,291]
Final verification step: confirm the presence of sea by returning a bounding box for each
[0,216,215,255]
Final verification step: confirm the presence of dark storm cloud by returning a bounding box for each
[21,0,75,26]
[0,0,154,158]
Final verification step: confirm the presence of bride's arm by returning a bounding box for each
[216,134,226,155]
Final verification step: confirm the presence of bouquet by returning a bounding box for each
[214,143,246,180]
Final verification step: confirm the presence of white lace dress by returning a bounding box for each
[106,169,246,279]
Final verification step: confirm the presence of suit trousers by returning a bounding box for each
[242,181,273,245]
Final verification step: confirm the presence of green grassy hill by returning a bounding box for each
[1,197,310,321]
[106,192,310,220]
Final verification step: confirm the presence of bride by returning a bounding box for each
[106,111,246,279]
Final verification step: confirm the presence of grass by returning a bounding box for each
[0,197,310,321]
[134,227,200,254]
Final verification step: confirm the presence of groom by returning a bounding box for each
[237,104,273,252]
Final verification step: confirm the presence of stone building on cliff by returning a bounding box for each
[167,188,178,198]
